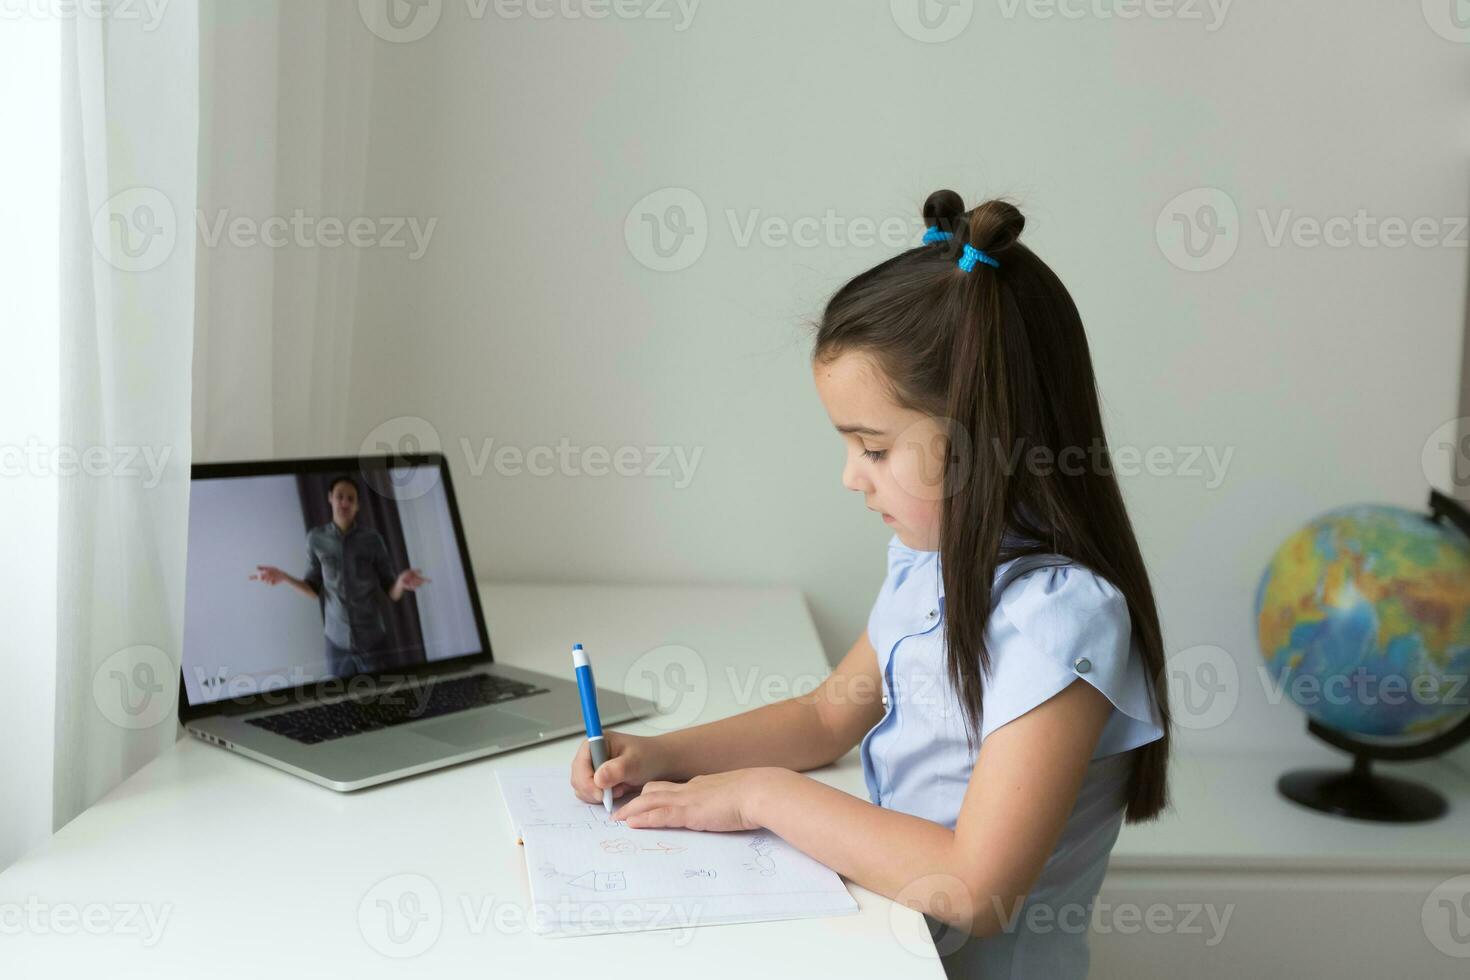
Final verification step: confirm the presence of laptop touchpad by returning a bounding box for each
[410,711,542,748]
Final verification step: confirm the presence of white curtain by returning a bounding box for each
[0,0,377,865]
[193,0,376,461]
[0,11,60,873]
[53,1,201,832]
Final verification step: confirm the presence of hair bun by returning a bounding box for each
[965,198,1025,255]
[922,189,966,236]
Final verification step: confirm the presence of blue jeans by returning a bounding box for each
[324,635,396,678]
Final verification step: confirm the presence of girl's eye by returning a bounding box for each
[862,448,887,462]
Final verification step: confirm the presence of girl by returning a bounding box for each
[571,190,1171,978]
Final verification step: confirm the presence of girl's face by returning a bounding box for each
[813,351,949,552]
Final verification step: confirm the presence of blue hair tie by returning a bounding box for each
[958,242,999,272]
[922,227,953,244]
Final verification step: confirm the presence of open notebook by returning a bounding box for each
[495,767,860,937]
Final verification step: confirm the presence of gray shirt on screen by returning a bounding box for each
[301,521,396,651]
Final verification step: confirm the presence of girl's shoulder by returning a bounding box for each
[994,556,1128,628]
[984,558,1163,753]
[991,557,1131,682]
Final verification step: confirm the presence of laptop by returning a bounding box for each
[178,451,656,791]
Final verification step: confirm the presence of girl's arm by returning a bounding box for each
[619,674,1116,939]
[655,632,887,779]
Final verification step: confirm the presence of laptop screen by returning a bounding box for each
[181,458,484,707]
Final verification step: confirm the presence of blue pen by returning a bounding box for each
[572,643,615,813]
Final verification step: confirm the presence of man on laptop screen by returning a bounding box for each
[178,454,655,791]
[250,474,430,678]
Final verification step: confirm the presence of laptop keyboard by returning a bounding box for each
[245,672,550,745]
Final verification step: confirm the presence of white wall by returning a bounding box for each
[338,2,1470,763]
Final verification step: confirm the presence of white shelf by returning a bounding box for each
[1111,741,1470,874]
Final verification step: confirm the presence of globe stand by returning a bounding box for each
[1273,488,1470,823]
[1277,752,1448,822]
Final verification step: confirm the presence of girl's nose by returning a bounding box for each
[841,455,871,494]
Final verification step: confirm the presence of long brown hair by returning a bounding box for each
[812,190,1171,823]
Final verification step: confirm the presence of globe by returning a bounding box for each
[1255,503,1470,740]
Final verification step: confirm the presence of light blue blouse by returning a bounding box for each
[859,532,1166,979]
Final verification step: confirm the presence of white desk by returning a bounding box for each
[0,584,946,979]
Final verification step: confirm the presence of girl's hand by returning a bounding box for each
[609,768,785,833]
[570,730,675,804]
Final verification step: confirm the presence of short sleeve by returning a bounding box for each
[982,562,1164,756]
[302,531,323,596]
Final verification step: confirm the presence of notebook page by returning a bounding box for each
[520,822,859,937]
[496,766,640,843]
[496,767,859,937]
